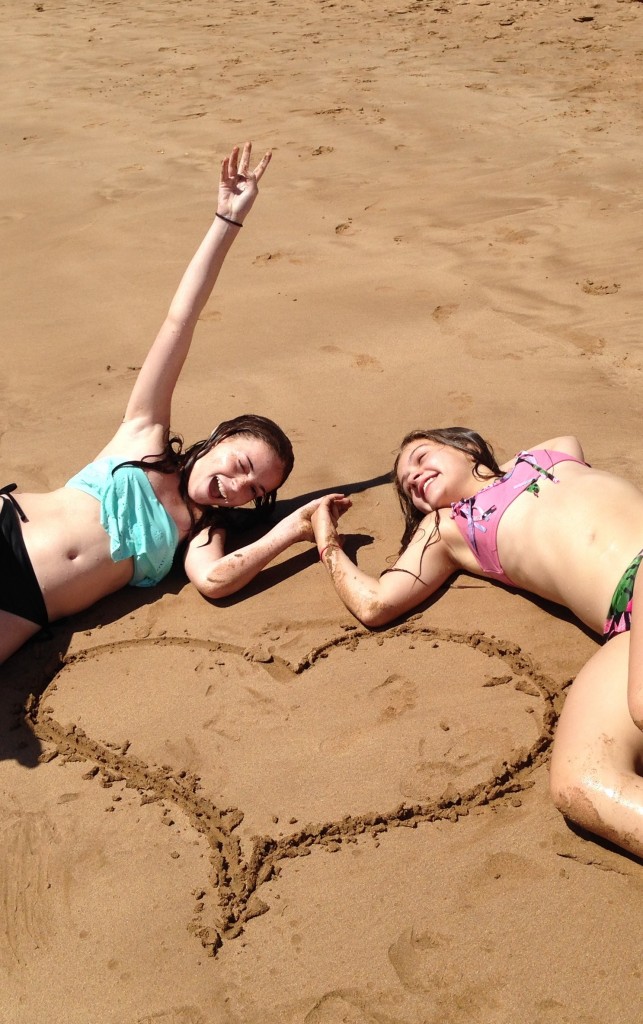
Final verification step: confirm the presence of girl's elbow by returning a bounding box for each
[191,570,239,601]
[353,599,396,629]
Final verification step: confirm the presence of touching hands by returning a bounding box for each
[218,142,272,225]
[279,494,351,546]
[310,493,352,547]
[279,495,345,545]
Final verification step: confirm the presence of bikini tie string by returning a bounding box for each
[0,483,28,522]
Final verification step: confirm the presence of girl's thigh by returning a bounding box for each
[551,632,643,780]
[0,609,41,666]
[627,567,643,727]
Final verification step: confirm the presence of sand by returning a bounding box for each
[1,1,643,1021]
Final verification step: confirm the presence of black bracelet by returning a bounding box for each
[216,212,243,228]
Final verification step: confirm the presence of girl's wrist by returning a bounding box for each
[215,211,244,228]
[318,539,339,561]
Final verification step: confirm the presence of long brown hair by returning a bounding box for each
[392,427,502,555]
[116,413,294,543]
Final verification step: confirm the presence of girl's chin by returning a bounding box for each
[189,489,221,507]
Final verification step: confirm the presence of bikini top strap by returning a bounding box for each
[0,483,28,522]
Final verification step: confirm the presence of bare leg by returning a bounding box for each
[549,631,643,858]
[0,609,41,667]
[627,569,643,729]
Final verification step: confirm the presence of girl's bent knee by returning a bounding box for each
[550,768,627,848]
[550,765,600,829]
[549,768,576,817]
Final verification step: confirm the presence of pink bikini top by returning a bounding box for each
[450,449,586,586]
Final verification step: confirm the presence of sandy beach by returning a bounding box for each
[1,1,643,1021]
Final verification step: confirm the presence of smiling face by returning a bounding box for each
[187,434,286,508]
[396,439,477,514]
[393,427,502,555]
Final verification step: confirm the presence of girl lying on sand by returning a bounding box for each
[1,143,321,665]
[312,428,643,858]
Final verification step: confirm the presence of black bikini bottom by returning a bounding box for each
[0,484,49,629]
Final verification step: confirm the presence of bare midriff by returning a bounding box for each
[15,488,136,621]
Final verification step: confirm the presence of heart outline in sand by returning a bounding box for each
[27,622,559,955]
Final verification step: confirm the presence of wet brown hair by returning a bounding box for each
[117,413,294,543]
[392,427,502,555]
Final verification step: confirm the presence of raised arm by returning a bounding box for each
[114,143,271,443]
[311,496,457,627]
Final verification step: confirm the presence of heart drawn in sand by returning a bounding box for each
[29,623,558,955]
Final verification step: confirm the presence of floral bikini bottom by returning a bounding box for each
[603,549,643,642]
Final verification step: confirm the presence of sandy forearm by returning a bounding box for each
[320,544,391,626]
[196,519,304,599]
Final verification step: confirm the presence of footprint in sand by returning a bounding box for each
[447,389,473,411]
[253,250,302,266]
[304,992,379,1023]
[388,926,453,994]
[320,344,383,372]
[388,925,501,1013]
[579,279,620,295]
[431,303,459,323]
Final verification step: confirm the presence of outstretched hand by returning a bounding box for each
[218,142,271,225]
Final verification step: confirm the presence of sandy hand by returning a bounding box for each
[311,494,352,546]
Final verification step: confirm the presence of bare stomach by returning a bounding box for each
[15,488,136,621]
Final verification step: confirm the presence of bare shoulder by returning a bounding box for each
[499,434,585,472]
[536,434,585,459]
[394,510,459,577]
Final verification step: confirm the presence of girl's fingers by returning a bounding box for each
[228,145,239,179]
[238,141,251,176]
[253,150,272,182]
[220,143,270,187]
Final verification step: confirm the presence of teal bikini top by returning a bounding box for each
[65,456,179,588]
